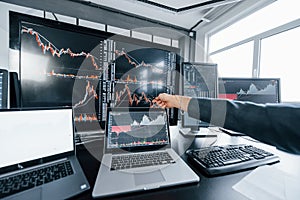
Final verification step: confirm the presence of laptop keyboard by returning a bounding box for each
[111,151,176,171]
[0,160,74,199]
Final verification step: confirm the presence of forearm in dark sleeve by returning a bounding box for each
[187,98,300,154]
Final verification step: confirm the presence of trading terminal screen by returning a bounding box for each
[106,109,170,149]
[218,78,280,103]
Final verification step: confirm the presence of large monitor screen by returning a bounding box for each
[218,78,281,103]
[181,62,218,129]
[10,14,113,134]
[97,36,179,126]
[9,11,179,135]
[109,39,178,107]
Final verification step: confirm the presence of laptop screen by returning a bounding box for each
[0,109,74,168]
[106,108,170,150]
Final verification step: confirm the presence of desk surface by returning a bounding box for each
[73,126,300,200]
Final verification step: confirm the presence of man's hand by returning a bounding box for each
[152,93,178,109]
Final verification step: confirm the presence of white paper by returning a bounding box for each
[232,165,300,200]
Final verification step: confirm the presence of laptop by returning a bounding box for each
[0,108,90,200]
[92,107,199,198]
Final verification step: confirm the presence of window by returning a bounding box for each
[210,42,254,77]
[171,39,179,48]
[260,26,300,102]
[131,31,152,41]
[79,19,105,31]
[207,0,300,94]
[153,36,171,46]
[107,25,130,37]
[210,0,300,52]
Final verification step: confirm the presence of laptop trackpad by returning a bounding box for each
[7,188,42,200]
[134,170,165,186]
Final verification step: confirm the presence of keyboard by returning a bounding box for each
[0,160,74,199]
[111,151,176,170]
[186,144,280,176]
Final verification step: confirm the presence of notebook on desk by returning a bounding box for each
[0,108,90,200]
[92,107,199,198]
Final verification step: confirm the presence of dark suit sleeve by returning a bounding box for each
[187,98,300,154]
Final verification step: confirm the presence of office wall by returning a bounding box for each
[0,2,44,71]
[194,31,206,62]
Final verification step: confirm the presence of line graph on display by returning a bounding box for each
[74,113,98,122]
[110,113,168,147]
[110,113,166,135]
[21,26,102,70]
[114,49,165,74]
[47,70,100,80]
[118,74,138,83]
[131,114,165,126]
[73,81,98,109]
[115,84,155,107]
[117,74,164,84]
[237,83,276,96]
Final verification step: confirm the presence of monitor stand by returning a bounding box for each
[179,127,218,137]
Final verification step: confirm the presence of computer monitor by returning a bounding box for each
[0,69,8,109]
[107,37,180,125]
[9,11,180,136]
[10,11,113,135]
[217,77,280,136]
[218,78,281,103]
[181,62,218,136]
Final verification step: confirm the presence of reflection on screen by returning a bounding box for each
[107,110,169,149]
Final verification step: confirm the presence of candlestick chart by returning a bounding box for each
[111,45,177,108]
[20,22,112,133]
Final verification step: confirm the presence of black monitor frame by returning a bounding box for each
[180,62,218,134]
[218,77,281,103]
[0,69,8,109]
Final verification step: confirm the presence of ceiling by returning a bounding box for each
[1,0,272,38]
[79,0,246,31]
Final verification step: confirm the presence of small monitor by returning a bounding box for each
[181,62,218,136]
[218,78,281,103]
[0,69,8,109]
